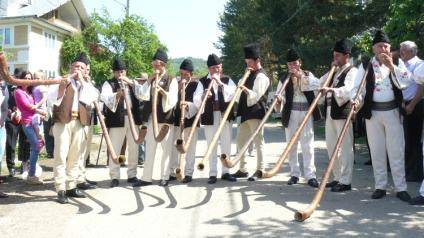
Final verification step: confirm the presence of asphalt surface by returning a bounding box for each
[0,122,423,238]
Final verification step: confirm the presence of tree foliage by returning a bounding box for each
[217,0,398,81]
[61,9,165,84]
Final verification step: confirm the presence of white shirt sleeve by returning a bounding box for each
[222,78,236,102]
[79,81,99,105]
[161,78,178,113]
[332,67,358,106]
[391,59,412,89]
[353,64,367,107]
[274,80,284,113]
[193,82,204,114]
[100,81,119,113]
[132,79,151,101]
[185,101,198,119]
[414,63,424,85]
[245,73,270,107]
[47,77,68,106]
[301,72,321,91]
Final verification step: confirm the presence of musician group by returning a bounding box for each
[2,29,424,207]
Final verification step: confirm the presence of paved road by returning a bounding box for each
[0,122,423,238]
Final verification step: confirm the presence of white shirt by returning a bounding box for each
[132,74,178,113]
[47,77,99,111]
[317,63,358,106]
[355,57,411,103]
[402,56,424,100]
[243,71,270,107]
[192,74,236,113]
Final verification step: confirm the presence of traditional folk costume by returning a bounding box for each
[47,54,98,204]
[101,58,143,187]
[193,54,237,184]
[133,49,178,187]
[274,48,320,187]
[232,44,270,181]
[319,39,358,192]
[169,59,200,183]
[357,30,412,201]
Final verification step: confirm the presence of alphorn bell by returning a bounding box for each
[119,79,147,144]
[93,101,123,164]
[175,77,189,181]
[220,73,291,168]
[295,64,370,222]
[151,73,170,142]
[175,78,214,154]
[258,66,336,178]
[197,69,251,170]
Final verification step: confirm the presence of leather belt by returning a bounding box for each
[372,100,397,111]
[292,102,309,111]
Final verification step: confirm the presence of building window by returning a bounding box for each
[0,27,12,46]
[44,31,56,49]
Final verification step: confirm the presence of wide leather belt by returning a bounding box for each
[292,102,309,111]
[372,100,397,111]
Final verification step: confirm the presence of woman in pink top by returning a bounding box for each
[14,71,46,184]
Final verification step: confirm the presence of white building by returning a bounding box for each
[0,0,89,77]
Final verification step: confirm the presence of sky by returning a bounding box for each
[82,0,228,60]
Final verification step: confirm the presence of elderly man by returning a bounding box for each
[356,30,412,202]
[400,40,424,182]
[47,54,99,204]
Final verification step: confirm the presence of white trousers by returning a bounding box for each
[203,111,231,177]
[141,118,174,182]
[169,126,198,176]
[366,109,407,192]
[108,116,139,180]
[52,120,84,192]
[325,107,354,185]
[285,110,316,180]
[237,119,265,173]
[77,125,93,183]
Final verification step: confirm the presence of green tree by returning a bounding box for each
[217,0,390,80]
[385,0,424,57]
[60,9,165,84]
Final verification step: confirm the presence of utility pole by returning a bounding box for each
[126,0,129,17]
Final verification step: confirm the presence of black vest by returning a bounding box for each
[236,68,270,123]
[174,80,199,128]
[358,62,403,120]
[281,72,322,128]
[140,74,175,124]
[199,74,234,125]
[324,65,354,120]
[103,78,144,128]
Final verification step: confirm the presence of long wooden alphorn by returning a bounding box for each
[175,78,214,154]
[93,101,122,164]
[295,64,370,222]
[119,80,147,144]
[0,53,63,86]
[258,66,336,178]
[197,69,251,171]
[175,77,188,181]
[220,73,291,168]
[152,73,170,142]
